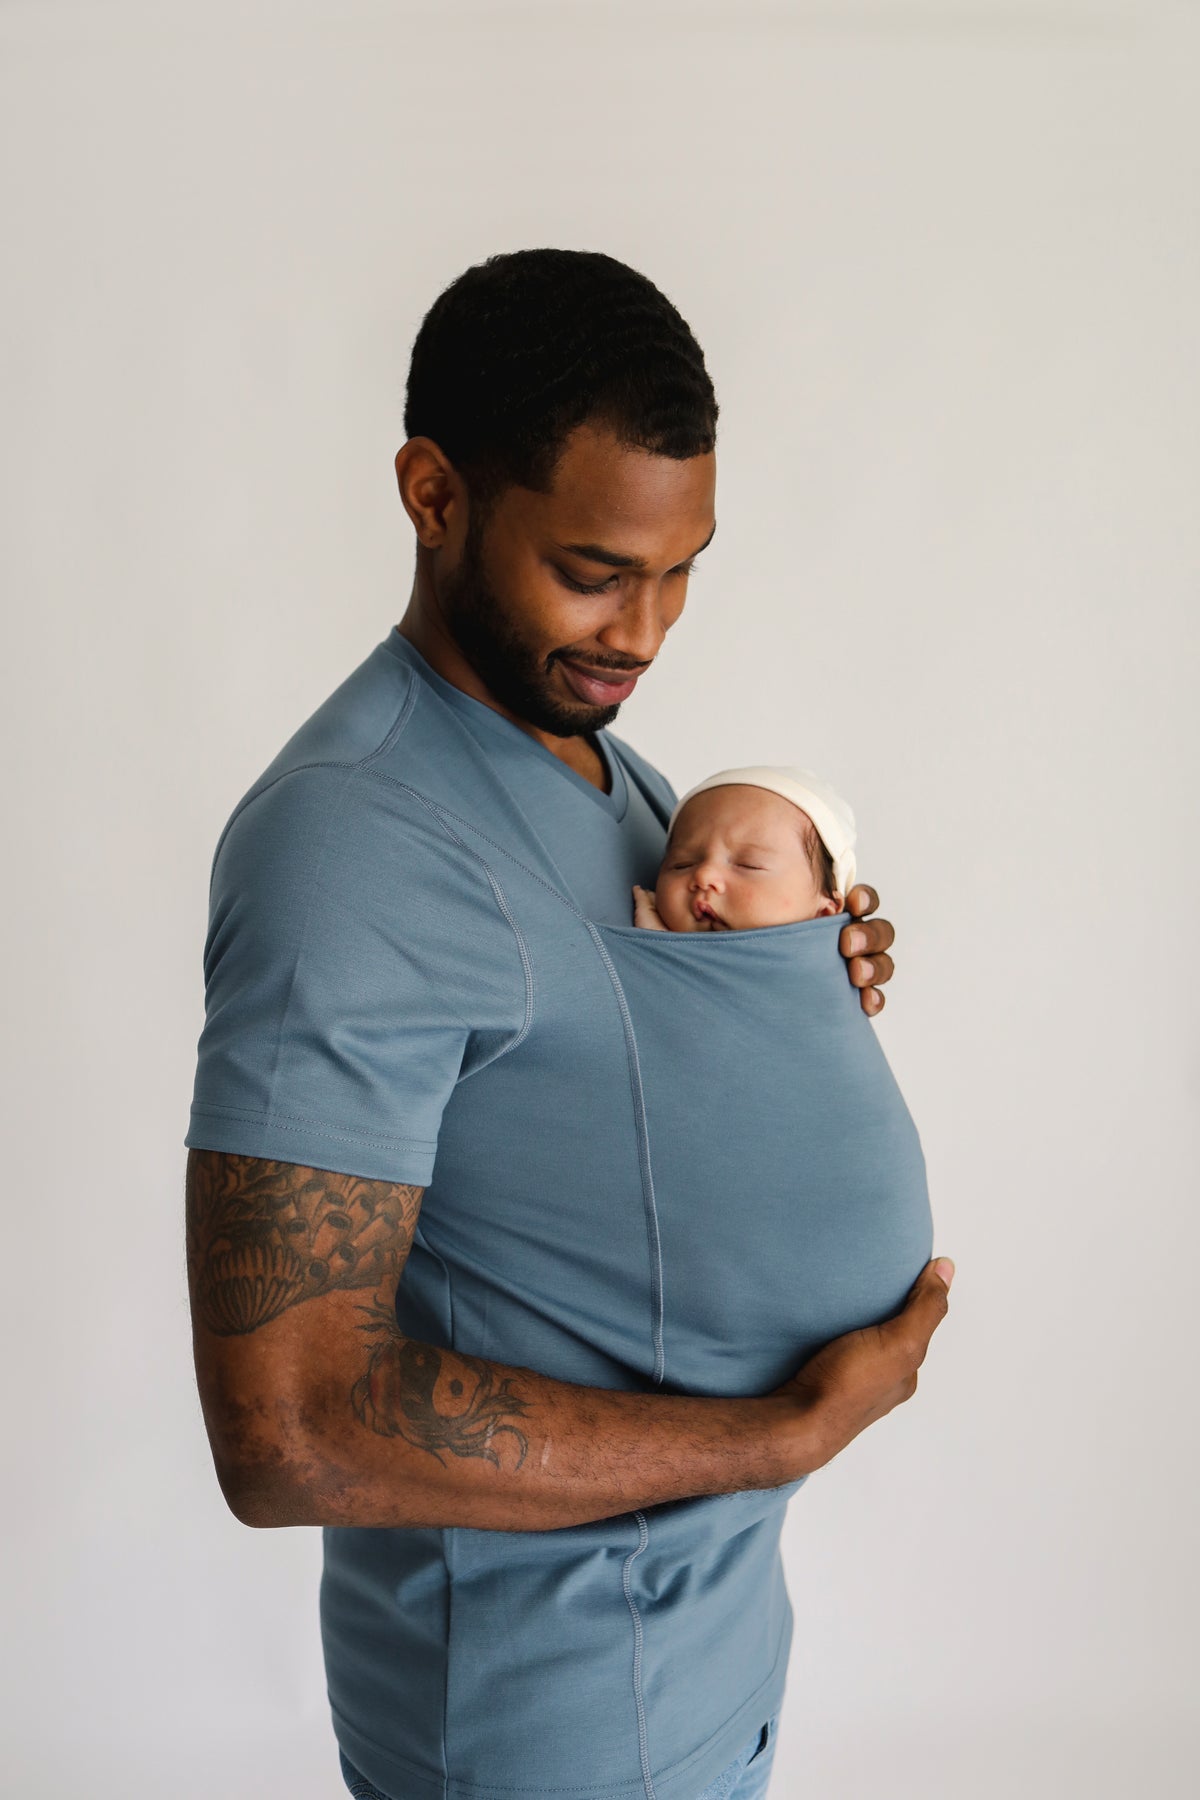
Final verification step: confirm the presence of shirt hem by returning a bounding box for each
[328,1607,791,1800]
[184,1107,438,1186]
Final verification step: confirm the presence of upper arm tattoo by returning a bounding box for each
[186,1151,422,1338]
[186,1150,531,1473]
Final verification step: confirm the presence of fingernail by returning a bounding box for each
[934,1258,955,1289]
[849,929,866,953]
[860,960,874,981]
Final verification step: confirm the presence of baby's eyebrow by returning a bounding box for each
[668,840,780,856]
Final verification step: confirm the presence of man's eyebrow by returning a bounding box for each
[553,519,717,570]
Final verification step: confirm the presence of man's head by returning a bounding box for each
[395,249,718,736]
[654,785,845,933]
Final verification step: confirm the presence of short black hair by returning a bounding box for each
[404,248,719,521]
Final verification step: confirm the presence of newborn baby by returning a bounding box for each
[632,764,857,933]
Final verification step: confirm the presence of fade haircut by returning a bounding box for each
[403,248,719,524]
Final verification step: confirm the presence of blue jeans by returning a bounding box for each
[338,1712,780,1800]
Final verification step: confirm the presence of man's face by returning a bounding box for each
[437,421,716,737]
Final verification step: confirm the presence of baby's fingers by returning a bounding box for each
[631,884,666,930]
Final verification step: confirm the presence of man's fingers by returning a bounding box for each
[900,1258,954,1356]
[839,915,896,959]
[839,908,896,1016]
[845,883,879,917]
[845,950,895,990]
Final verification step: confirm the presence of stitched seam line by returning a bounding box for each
[621,1511,656,1800]
[331,1698,657,1793]
[330,1548,791,1797]
[361,775,593,921]
[331,1599,789,1797]
[188,1105,436,1149]
[363,780,537,1065]
[358,674,421,766]
[207,672,420,877]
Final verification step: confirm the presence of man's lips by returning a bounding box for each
[557,657,641,705]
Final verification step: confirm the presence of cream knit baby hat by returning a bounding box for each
[667,765,858,899]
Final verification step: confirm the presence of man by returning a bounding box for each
[185,248,953,1800]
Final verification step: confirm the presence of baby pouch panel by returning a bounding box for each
[593,912,934,1397]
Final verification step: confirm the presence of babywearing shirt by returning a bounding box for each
[185,625,934,1800]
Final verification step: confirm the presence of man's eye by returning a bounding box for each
[555,558,697,596]
[555,568,615,595]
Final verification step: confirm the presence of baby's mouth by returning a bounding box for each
[693,898,725,927]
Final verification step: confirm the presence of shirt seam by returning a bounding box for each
[363,786,593,924]
[207,665,421,885]
[351,776,537,1069]
[622,1511,656,1800]
[188,1103,438,1150]
[207,759,531,1093]
[327,1602,790,1794]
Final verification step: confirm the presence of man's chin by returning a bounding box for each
[536,684,623,737]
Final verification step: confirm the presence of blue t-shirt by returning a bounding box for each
[185,626,933,1800]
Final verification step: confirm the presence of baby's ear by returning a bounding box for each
[816,891,845,917]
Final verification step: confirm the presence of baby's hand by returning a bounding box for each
[632,883,669,930]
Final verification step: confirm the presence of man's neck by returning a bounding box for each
[395,615,611,795]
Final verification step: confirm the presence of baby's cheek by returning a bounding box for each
[654,874,684,930]
[755,873,817,925]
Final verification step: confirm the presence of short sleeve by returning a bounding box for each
[184,764,527,1185]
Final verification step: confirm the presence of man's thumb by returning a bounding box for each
[932,1257,955,1290]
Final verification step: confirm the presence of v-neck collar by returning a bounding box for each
[381,628,630,823]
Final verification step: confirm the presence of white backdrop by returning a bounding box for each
[3,3,1197,1795]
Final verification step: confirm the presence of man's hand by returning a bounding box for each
[772,1257,955,1476]
[839,884,895,1016]
[632,883,668,929]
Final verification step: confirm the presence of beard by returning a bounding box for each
[437,514,625,738]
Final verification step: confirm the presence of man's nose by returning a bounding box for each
[596,579,672,665]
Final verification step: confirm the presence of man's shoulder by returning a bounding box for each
[206,639,486,902]
[235,637,418,806]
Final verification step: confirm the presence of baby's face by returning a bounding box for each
[654,785,844,933]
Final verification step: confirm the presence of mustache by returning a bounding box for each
[553,651,651,675]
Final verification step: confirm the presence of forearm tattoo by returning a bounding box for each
[186,1151,531,1469]
[352,1303,531,1469]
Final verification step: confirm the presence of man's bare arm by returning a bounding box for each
[186,1150,951,1531]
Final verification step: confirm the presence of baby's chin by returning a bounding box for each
[657,899,740,933]
[656,893,823,932]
